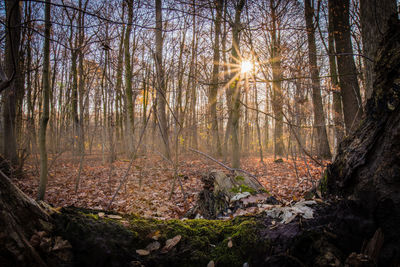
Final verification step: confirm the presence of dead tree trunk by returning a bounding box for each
[326,16,400,266]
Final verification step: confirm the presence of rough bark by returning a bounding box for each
[186,170,267,219]
[327,16,400,266]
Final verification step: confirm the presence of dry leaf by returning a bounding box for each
[161,235,181,253]
[98,212,105,218]
[52,236,72,251]
[146,241,160,252]
[227,237,233,248]
[147,230,161,240]
[207,260,215,267]
[136,249,150,256]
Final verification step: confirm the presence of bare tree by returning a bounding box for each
[304,0,331,159]
[329,0,363,134]
[37,0,51,200]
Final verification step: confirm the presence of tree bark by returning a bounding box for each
[2,0,21,167]
[304,0,331,159]
[360,0,397,99]
[209,0,223,157]
[230,0,245,169]
[37,0,51,201]
[329,0,363,134]
[327,16,400,266]
[124,0,135,153]
[327,2,344,148]
[270,0,285,157]
[155,0,170,159]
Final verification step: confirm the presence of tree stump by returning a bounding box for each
[187,170,270,219]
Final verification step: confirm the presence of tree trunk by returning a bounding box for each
[124,0,135,153]
[37,0,51,201]
[230,0,245,169]
[304,0,331,159]
[360,0,397,99]
[327,2,344,148]
[327,17,400,266]
[209,0,223,157]
[2,0,21,168]
[270,0,285,157]
[155,0,170,159]
[329,0,363,134]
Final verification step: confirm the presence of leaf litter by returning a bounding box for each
[17,153,325,219]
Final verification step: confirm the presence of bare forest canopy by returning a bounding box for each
[0,0,398,201]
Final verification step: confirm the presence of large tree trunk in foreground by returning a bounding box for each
[326,16,400,266]
[1,18,399,267]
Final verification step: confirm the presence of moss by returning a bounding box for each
[234,175,245,182]
[230,184,257,195]
[319,170,328,196]
[55,207,269,267]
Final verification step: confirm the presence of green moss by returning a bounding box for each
[234,175,245,182]
[56,207,269,267]
[230,184,257,195]
[319,170,328,195]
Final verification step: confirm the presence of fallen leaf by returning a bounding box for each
[207,260,215,267]
[136,249,150,256]
[98,212,105,218]
[161,235,181,253]
[146,241,160,252]
[52,236,72,251]
[147,230,161,240]
[227,237,233,248]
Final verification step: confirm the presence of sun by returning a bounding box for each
[240,60,253,74]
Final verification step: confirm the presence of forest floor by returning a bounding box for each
[15,152,326,219]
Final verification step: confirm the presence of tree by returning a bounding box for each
[209,0,224,157]
[2,0,21,168]
[230,0,246,169]
[124,0,135,153]
[329,0,363,134]
[155,0,170,159]
[360,0,397,99]
[327,0,344,147]
[304,0,331,159]
[37,0,51,201]
[270,0,285,157]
